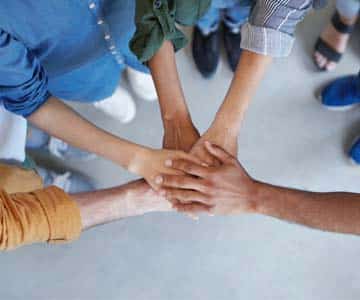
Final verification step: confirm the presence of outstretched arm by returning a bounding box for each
[27,97,200,190]
[76,179,171,230]
[148,41,200,152]
[0,179,171,251]
[190,51,272,164]
[158,143,360,235]
[191,0,313,164]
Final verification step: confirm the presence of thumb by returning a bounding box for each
[204,141,234,164]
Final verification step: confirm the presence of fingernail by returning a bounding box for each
[165,159,172,167]
[205,141,211,147]
[159,189,166,196]
[201,163,209,167]
[155,176,163,185]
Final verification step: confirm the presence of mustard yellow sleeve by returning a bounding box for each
[0,186,82,251]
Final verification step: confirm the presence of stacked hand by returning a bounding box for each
[159,117,241,216]
[156,141,256,216]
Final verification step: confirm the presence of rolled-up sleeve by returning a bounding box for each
[0,186,82,251]
[0,29,51,117]
[241,0,313,57]
[130,0,211,62]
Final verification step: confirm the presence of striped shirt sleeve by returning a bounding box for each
[241,0,313,57]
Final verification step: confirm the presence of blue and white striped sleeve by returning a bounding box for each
[241,0,313,57]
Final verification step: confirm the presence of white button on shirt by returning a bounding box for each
[88,2,124,66]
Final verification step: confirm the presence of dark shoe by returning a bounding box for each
[192,26,220,78]
[223,24,242,72]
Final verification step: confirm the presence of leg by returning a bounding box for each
[314,0,359,71]
[223,1,252,71]
[27,125,96,161]
[223,0,252,32]
[196,6,222,35]
[192,6,222,77]
[74,179,172,230]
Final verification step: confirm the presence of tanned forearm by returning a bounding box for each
[148,41,192,127]
[28,97,142,169]
[214,51,272,134]
[256,183,360,235]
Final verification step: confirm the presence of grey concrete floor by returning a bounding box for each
[2,5,360,300]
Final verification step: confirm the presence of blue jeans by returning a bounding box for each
[197,0,252,35]
[336,0,360,19]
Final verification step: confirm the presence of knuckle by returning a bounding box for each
[202,180,214,192]
[175,176,186,186]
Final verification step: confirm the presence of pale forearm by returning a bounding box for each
[256,183,360,235]
[28,97,143,169]
[72,179,171,230]
[148,41,191,125]
[214,51,272,133]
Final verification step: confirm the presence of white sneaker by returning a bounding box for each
[126,67,157,102]
[93,86,136,123]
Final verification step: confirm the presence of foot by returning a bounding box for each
[192,26,220,78]
[36,166,95,193]
[126,68,157,102]
[349,137,360,165]
[27,126,96,161]
[94,86,136,123]
[314,13,357,71]
[223,24,242,72]
[319,75,360,110]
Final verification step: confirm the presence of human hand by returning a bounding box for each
[190,123,238,166]
[128,147,201,191]
[163,118,200,152]
[157,142,258,215]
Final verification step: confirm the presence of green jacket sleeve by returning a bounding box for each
[130,0,211,63]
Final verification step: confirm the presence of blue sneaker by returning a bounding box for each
[320,75,360,111]
[349,137,360,165]
[27,126,96,161]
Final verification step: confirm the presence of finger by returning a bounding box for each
[159,175,207,193]
[177,151,204,165]
[191,147,216,166]
[166,159,209,178]
[174,203,212,214]
[204,141,234,164]
[163,188,213,205]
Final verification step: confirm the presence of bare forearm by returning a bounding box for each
[72,180,171,230]
[28,97,142,169]
[214,51,272,133]
[148,41,191,125]
[256,183,360,235]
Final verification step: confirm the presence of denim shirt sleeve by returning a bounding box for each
[241,0,313,57]
[0,29,50,117]
[130,0,211,63]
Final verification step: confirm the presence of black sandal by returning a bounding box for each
[314,11,355,71]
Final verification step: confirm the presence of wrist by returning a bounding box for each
[163,111,193,130]
[126,145,152,175]
[251,181,276,215]
[212,113,240,137]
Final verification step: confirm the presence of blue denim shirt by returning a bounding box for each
[0,0,147,117]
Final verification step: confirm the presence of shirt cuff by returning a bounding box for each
[240,23,295,57]
[34,186,82,244]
